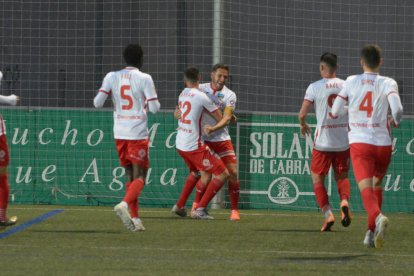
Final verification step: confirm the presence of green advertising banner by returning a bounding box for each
[2,108,414,212]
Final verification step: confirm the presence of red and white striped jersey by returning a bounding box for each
[98,67,158,140]
[304,78,349,151]
[175,87,218,151]
[337,73,398,146]
[199,83,236,142]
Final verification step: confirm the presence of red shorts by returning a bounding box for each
[0,135,9,166]
[177,146,226,176]
[311,148,350,176]
[115,139,149,168]
[350,143,392,183]
[205,140,237,165]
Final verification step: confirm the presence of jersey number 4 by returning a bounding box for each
[121,85,133,110]
[359,91,373,118]
[179,101,191,124]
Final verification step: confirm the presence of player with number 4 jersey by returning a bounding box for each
[299,53,352,232]
[331,45,403,248]
[94,44,160,232]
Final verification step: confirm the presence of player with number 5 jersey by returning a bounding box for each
[94,44,160,232]
[332,45,403,249]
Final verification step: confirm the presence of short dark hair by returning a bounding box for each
[123,44,144,68]
[211,63,229,72]
[184,67,200,83]
[361,45,382,69]
[320,52,338,71]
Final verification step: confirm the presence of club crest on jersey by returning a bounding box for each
[0,150,5,159]
[202,159,213,170]
[138,149,147,158]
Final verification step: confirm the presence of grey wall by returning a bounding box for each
[0,0,412,114]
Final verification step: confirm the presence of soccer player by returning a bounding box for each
[331,45,403,248]
[94,44,160,232]
[175,67,229,220]
[0,71,20,228]
[298,53,352,232]
[172,64,241,221]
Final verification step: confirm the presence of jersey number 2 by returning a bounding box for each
[121,85,133,110]
[179,101,191,124]
[359,91,373,118]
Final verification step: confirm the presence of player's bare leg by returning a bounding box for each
[0,166,17,228]
[311,173,334,231]
[335,172,352,227]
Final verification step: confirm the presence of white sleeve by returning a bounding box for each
[388,93,403,124]
[0,94,18,106]
[143,75,160,114]
[226,92,237,110]
[94,73,112,108]
[304,84,315,103]
[201,93,218,113]
[147,99,160,114]
[385,79,403,124]
[331,79,350,117]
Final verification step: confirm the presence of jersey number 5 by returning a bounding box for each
[359,91,373,118]
[179,101,191,124]
[121,85,133,110]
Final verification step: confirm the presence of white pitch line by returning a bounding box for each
[0,243,413,258]
[8,206,414,221]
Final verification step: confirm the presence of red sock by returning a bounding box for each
[337,178,351,201]
[125,182,139,218]
[123,178,145,205]
[228,180,240,210]
[313,182,329,210]
[373,187,383,210]
[198,178,225,209]
[0,174,9,221]
[361,187,381,231]
[194,180,207,205]
[176,173,198,208]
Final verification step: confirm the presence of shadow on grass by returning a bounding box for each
[277,254,369,264]
[29,229,120,234]
[255,228,324,233]
[144,216,228,221]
